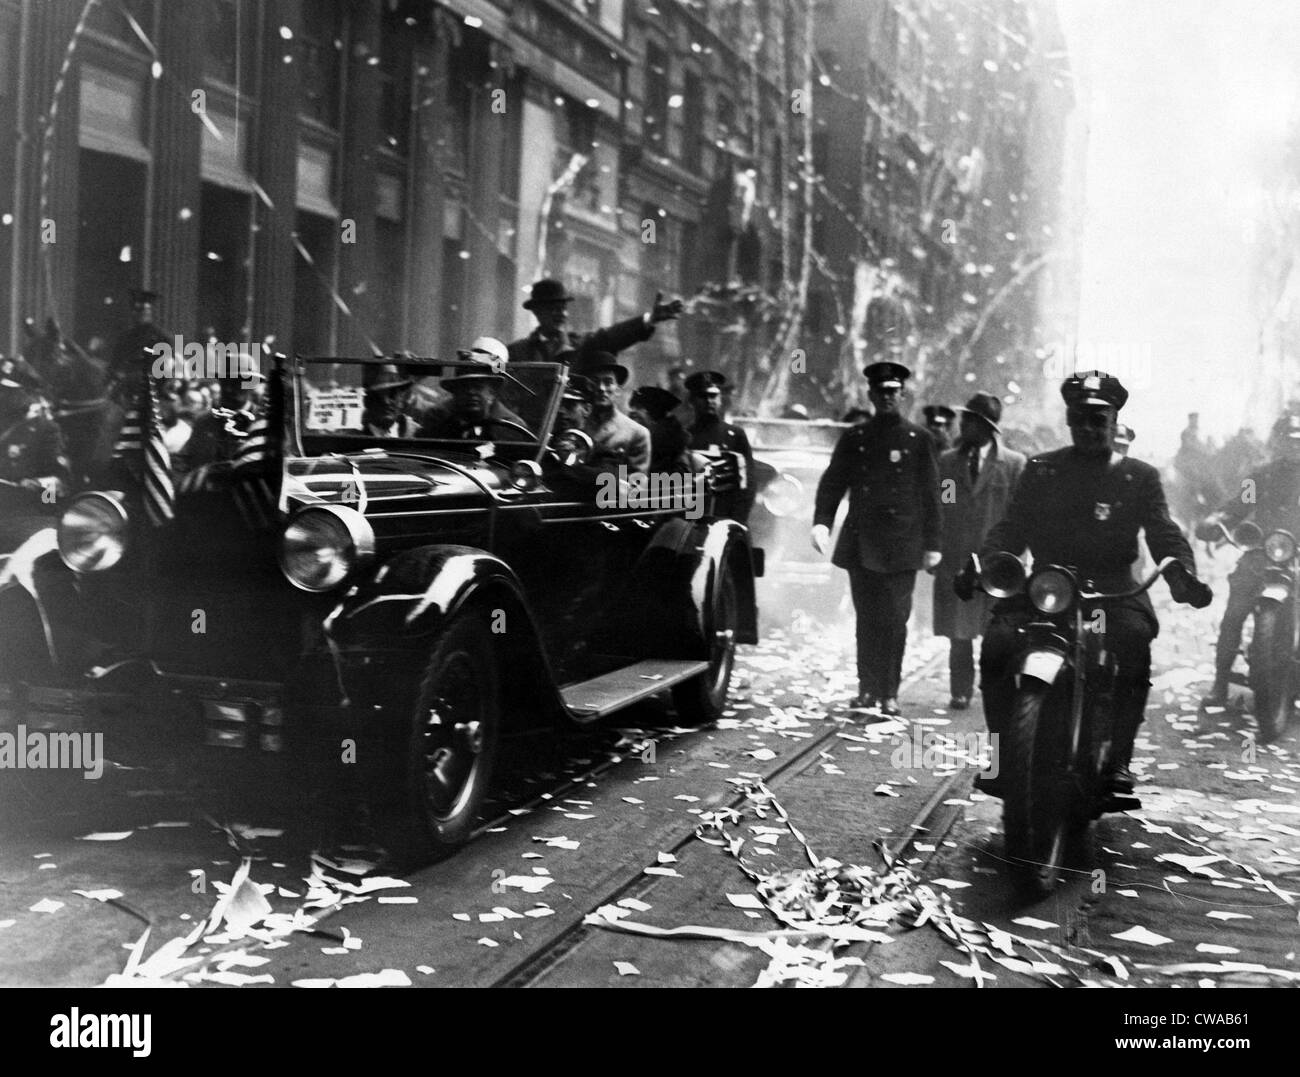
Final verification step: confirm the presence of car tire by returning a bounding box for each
[393,615,502,863]
[1249,603,1292,743]
[671,562,739,725]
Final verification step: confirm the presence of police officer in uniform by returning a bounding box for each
[108,288,169,392]
[1196,412,1300,707]
[812,361,942,716]
[965,372,1212,794]
[685,370,755,523]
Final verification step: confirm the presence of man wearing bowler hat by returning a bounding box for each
[812,361,942,717]
[357,364,418,437]
[571,351,650,473]
[507,279,684,365]
[108,287,170,390]
[933,392,1026,710]
[963,371,1212,795]
[685,370,754,523]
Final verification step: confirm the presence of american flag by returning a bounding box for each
[231,369,283,530]
[111,375,174,526]
[140,377,175,526]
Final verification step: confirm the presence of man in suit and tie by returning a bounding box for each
[506,279,684,365]
[932,392,1027,709]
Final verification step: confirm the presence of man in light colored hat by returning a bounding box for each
[933,392,1026,710]
[813,361,942,716]
[1195,411,1300,707]
[507,278,684,365]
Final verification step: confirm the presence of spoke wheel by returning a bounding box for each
[1249,604,1292,743]
[672,564,740,725]
[396,616,500,862]
[1003,684,1074,896]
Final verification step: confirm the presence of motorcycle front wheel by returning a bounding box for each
[1003,683,1075,896]
[1249,603,1293,744]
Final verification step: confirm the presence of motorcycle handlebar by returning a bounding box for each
[1078,556,1179,601]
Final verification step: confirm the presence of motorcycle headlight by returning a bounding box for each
[279,505,375,592]
[759,473,804,517]
[1028,566,1076,614]
[1265,530,1296,564]
[57,492,128,573]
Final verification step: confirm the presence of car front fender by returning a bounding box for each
[691,519,759,646]
[321,544,563,723]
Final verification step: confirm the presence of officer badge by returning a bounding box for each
[1094,502,1111,521]
[890,449,901,463]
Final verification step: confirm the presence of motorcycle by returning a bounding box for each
[967,551,1180,895]
[1205,519,1299,742]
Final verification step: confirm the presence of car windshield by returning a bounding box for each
[295,357,562,459]
[733,417,848,453]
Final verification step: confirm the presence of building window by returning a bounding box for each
[298,0,344,128]
[204,0,245,87]
[379,8,414,156]
[644,42,669,150]
[443,41,478,177]
[198,183,252,341]
[557,100,601,213]
[293,212,337,357]
[682,72,703,173]
[75,149,147,346]
[716,94,735,146]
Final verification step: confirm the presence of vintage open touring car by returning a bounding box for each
[0,355,761,862]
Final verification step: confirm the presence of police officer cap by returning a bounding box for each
[863,361,911,388]
[684,370,728,395]
[629,385,680,418]
[921,404,955,425]
[1060,370,1128,411]
[561,373,596,405]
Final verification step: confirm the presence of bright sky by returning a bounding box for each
[1057,0,1300,458]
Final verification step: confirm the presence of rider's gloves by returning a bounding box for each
[1166,562,1213,609]
[953,560,978,601]
[1194,514,1224,542]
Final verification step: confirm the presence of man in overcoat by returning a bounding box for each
[933,392,1026,709]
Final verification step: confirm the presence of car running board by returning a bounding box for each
[560,659,709,719]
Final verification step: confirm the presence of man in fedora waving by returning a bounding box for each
[507,279,684,365]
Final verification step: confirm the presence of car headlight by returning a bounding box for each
[58,492,128,573]
[1265,530,1296,564]
[1028,566,1076,614]
[279,505,375,592]
[759,473,804,517]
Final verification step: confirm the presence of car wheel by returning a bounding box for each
[394,615,501,863]
[671,564,739,725]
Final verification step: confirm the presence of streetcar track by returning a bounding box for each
[488,649,952,988]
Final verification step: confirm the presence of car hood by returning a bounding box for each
[285,450,501,508]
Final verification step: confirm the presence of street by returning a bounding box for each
[3,546,1297,990]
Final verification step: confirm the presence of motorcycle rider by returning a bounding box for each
[1195,412,1300,707]
[960,372,1212,795]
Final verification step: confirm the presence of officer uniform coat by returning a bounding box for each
[506,316,655,365]
[688,416,755,522]
[980,446,1195,632]
[585,409,651,474]
[933,437,1027,639]
[814,414,941,573]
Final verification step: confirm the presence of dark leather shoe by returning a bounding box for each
[1201,681,1229,708]
[948,696,970,711]
[849,694,879,712]
[973,772,1006,798]
[1106,765,1136,795]
[879,698,901,718]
